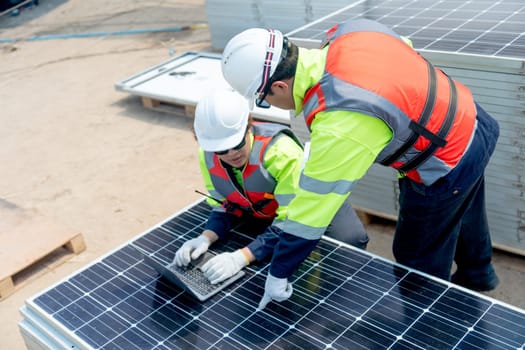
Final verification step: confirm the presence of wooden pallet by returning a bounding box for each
[0,200,86,301]
[141,96,196,118]
[354,205,398,226]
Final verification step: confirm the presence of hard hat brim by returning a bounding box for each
[199,128,246,153]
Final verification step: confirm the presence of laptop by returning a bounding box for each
[142,251,245,301]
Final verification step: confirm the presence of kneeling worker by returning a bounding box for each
[174,88,368,284]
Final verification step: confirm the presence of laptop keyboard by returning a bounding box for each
[141,250,245,301]
[170,265,219,295]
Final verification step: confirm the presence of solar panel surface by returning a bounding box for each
[287,0,525,59]
[23,200,525,349]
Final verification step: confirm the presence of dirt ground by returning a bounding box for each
[1,1,524,349]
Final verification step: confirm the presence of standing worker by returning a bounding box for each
[220,19,500,309]
[173,89,368,284]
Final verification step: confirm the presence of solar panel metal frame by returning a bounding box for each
[19,199,525,350]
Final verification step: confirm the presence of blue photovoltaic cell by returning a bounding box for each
[288,0,525,59]
[68,262,119,293]
[27,200,525,349]
[431,288,492,327]
[76,311,129,348]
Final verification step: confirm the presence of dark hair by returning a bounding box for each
[266,38,298,96]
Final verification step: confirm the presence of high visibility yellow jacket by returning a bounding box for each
[271,19,476,279]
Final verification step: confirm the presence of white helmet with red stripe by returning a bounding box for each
[221,28,284,108]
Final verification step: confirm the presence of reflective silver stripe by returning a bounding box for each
[272,219,285,230]
[275,193,295,206]
[212,206,226,213]
[250,139,264,163]
[299,173,357,195]
[336,19,401,40]
[303,92,319,125]
[283,219,326,239]
[209,189,223,201]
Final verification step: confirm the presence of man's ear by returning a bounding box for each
[272,80,290,95]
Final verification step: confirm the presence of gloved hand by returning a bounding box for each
[257,273,293,310]
[173,235,211,267]
[200,249,248,284]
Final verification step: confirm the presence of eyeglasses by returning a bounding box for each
[255,34,289,109]
[214,131,248,155]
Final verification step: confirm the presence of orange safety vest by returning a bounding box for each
[204,123,301,219]
[303,19,477,185]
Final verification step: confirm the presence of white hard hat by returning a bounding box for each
[194,89,249,152]
[221,28,284,108]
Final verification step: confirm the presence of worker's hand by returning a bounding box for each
[201,249,248,284]
[258,273,293,310]
[173,235,211,267]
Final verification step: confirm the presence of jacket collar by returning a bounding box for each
[293,46,328,116]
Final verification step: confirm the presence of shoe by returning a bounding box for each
[451,270,500,292]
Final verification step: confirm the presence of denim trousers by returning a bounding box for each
[393,103,500,281]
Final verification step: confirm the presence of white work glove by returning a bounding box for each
[200,249,248,284]
[173,235,211,267]
[257,273,293,310]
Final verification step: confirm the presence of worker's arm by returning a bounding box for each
[245,133,304,261]
[271,110,392,278]
[264,133,304,223]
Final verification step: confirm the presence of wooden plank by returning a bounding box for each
[184,104,196,118]
[141,96,196,118]
[353,204,525,257]
[0,277,14,302]
[141,96,161,109]
[0,199,86,300]
[64,234,86,254]
[354,205,398,225]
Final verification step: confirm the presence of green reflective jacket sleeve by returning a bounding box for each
[271,47,394,278]
[285,110,392,233]
[263,133,304,222]
[283,47,393,237]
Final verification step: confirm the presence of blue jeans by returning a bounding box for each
[393,103,499,281]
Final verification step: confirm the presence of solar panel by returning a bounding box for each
[287,0,525,59]
[20,200,525,349]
